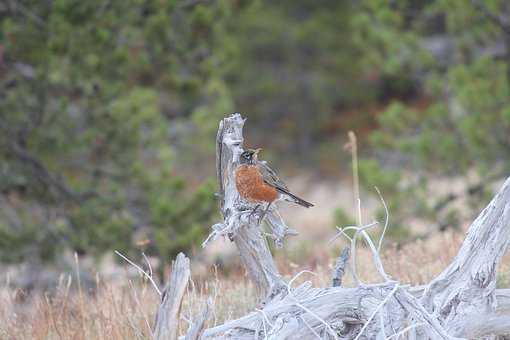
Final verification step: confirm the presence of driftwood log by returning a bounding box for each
[157,113,510,339]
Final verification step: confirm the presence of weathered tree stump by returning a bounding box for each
[204,113,296,301]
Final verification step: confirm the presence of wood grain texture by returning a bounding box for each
[154,253,190,340]
[184,299,212,340]
[422,176,510,337]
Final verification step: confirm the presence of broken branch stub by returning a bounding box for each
[154,253,191,340]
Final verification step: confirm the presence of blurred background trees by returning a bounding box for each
[1,0,509,272]
[0,0,233,266]
[355,0,510,236]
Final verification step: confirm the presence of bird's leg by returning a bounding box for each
[257,202,272,225]
[248,204,261,222]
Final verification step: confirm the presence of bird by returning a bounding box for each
[234,148,314,222]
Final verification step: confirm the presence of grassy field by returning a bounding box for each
[2,229,508,340]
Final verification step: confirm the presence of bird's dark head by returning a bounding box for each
[239,148,261,165]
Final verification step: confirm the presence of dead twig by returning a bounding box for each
[332,246,350,287]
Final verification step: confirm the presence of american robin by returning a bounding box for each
[235,148,314,221]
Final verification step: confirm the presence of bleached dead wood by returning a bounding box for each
[154,253,190,340]
[169,113,510,339]
[332,246,350,287]
[421,176,510,337]
[185,299,212,340]
[462,314,510,339]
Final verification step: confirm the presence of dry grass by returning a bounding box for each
[1,230,509,340]
[0,264,256,340]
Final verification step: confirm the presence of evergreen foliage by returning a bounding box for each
[0,0,234,263]
[356,0,510,231]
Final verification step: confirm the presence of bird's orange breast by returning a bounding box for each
[235,164,279,203]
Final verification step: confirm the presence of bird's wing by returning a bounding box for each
[257,161,289,192]
[257,160,314,208]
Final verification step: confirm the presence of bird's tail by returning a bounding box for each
[282,191,314,208]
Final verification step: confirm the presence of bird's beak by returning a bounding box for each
[254,148,262,156]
